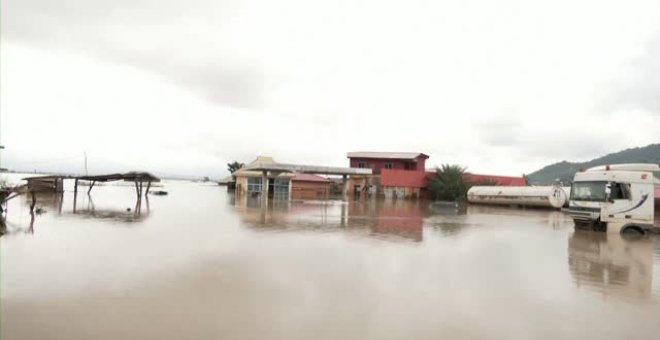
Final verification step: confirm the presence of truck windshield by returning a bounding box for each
[570,181,607,201]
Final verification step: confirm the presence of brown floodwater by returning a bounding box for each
[2,177,660,339]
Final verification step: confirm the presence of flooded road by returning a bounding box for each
[2,178,660,339]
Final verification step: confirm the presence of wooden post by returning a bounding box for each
[73,179,79,213]
[342,175,348,201]
[57,192,63,215]
[261,171,269,200]
[260,197,267,224]
[134,199,140,217]
[28,209,35,234]
[134,181,140,199]
[30,190,37,211]
[137,181,143,213]
[87,180,96,194]
[145,181,151,196]
[340,201,346,227]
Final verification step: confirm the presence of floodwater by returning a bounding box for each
[2,177,660,340]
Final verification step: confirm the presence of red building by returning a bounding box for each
[347,152,429,174]
[348,151,527,199]
[347,152,429,199]
[381,169,429,198]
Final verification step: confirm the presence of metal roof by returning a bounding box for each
[347,152,429,160]
[23,175,73,181]
[292,173,332,183]
[23,172,160,182]
[77,172,160,182]
[233,156,292,177]
[243,162,372,176]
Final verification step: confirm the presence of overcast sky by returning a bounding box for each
[1,0,659,179]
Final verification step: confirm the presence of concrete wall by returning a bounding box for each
[291,181,330,200]
[383,186,422,199]
[235,176,249,195]
[347,175,374,199]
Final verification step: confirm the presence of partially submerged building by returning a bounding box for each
[233,156,294,199]
[381,169,429,199]
[346,152,430,199]
[234,152,526,201]
[347,151,527,199]
[347,152,429,173]
[234,156,359,200]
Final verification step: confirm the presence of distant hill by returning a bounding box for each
[527,143,660,185]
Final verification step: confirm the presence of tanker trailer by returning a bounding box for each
[467,185,568,209]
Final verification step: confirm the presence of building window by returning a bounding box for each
[358,161,366,168]
[384,163,393,169]
[273,178,290,200]
[247,177,262,194]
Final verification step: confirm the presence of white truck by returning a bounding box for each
[566,163,660,235]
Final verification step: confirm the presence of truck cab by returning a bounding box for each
[566,164,660,235]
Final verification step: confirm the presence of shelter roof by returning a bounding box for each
[292,173,332,183]
[75,172,160,182]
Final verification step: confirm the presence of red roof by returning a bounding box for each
[381,169,428,188]
[382,169,526,188]
[292,173,331,183]
[464,173,527,186]
[347,152,429,160]
[423,171,526,186]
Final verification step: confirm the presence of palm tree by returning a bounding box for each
[227,161,244,174]
[428,164,470,202]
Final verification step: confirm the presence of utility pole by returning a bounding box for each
[84,152,88,176]
[0,145,5,171]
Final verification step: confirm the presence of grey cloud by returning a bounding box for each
[472,117,521,147]
[519,136,613,162]
[2,0,263,108]
[109,50,265,108]
[473,117,616,163]
[606,35,660,114]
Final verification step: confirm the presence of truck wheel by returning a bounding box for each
[621,225,645,237]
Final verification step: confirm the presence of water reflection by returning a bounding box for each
[71,194,150,223]
[233,197,428,242]
[351,200,424,241]
[232,197,574,242]
[0,188,150,237]
[568,231,653,300]
[29,192,65,215]
[0,192,63,235]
